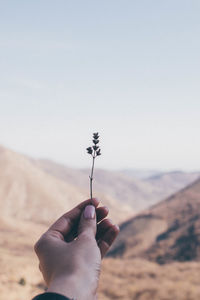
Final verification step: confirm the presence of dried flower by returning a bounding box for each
[93,139,99,145]
[93,132,99,139]
[96,149,101,156]
[86,132,101,199]
[93,145,99,151]
[86,147,93,154]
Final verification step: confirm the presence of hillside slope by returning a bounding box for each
[145,170,199,195]
[36,160,200,213]
[0,146,131,224]
[1,147,200,300]
[108,178,200,263]
[36,159,161,212]
[2,218,200,300]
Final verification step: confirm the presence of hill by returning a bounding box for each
[0,145,131,224]
[1,146,200,300]
[99,258,200,300]
[1,216,200,300]
[37,160,159,212]
[108,178,200,264]
[1,217,200,300]
[145,170,199,195]
[120,169,162,179]
[35,159,200,214]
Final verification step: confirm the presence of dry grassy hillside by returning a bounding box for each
[1,145,200,300]
[36,159,200,213]
[0,145,131,224]
[108,178,200,264]
[1,221,200,300]
[0,218,45,300]
[145,171,200,193]
[1,217,200,300]
[0,146,82,224]
[36,159,162,212]
[100,258,200,300]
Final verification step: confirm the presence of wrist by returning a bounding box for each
[47,275,96,300]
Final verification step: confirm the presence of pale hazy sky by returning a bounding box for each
[0,1,200,170]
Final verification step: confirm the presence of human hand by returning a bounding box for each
[34,198,119,300]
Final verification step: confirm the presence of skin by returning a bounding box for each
[34,198,120,300]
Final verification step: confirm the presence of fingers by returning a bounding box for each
[98,224,120,258]
[63,205,109,242]
[96,206,109,222]
[46,198,112,246]
[48,198,99,238]
[96,218,113,240]
[78,205,97,237]
[96,218,120,257]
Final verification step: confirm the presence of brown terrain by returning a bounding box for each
[108,178,200,264]
[102,178,200,299]
[0,145,132,224]
[0,145,200,300]
[35,159,200,213]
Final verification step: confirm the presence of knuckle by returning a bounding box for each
[34,233,48,253]
[34,239,42,253]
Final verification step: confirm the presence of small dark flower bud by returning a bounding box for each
[96,149,101,156]
[86,147,93,154]
[93,145,99,151]
[93,133,99,139]
[93,139,99,145]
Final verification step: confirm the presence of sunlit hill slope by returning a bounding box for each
[0,145,200,300]
[0,145,131,224]
[108,178,200,264]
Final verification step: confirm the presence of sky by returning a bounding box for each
[0,0,200,171]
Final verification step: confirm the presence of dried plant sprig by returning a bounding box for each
[86,132,101,199]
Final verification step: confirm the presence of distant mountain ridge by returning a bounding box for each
[0,145,131,225]
[37,159,200,214]
[0,144,199,226]
[0,145,200,300]
[120,169,162,179]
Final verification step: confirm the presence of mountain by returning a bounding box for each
[0,145,84,224]
[145,170,199,194]
[0,145,131,224]
[108,178,200,264]
[0,143,199,227]
[36,159,200,214]
[122,169,200,204]
[1,146,200,300]
[121,169,162,179]
[36,160,159,212]
[2,215,200,300]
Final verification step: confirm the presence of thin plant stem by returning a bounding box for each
[90,154,96,199]
[86,132,101,200]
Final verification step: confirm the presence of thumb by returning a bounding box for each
[78,205,97,238]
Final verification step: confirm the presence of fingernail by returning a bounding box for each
[84,205,95,219]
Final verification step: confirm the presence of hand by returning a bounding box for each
[34,198,119,300]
